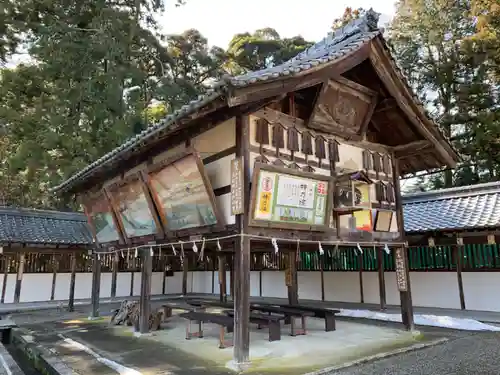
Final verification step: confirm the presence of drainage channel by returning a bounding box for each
[3,343,43,375]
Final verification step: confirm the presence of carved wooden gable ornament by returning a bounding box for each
[308,77,377,138]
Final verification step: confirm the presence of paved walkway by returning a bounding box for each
[2,293,500,323]
[331,331,500,375]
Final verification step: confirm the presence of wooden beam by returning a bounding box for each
[377,247,386,310]
[1,255,9,303]
[13,253,25,304]
[233,113,251,366]
[286,251,299,305]
[333,75,378,97]
[182,255,188,296]
[374,98,397,113]
[393,140,432,158]
[90,252,101,318]
[227,42,371,108]
[50,253,58,301]
[218,254,227,302]
[111,251,119,298]
[392,155,415,331]
[139,248,152,334]
[68,252,77,312]
[358,253,364,303]
[455,245,466,310]
[359,94,378,139]
[254,107,391,153]
[369,40,457,169]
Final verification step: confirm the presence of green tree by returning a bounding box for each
[389,0,500,189]
[226,28,313,74]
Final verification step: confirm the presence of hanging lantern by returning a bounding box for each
[428,237,435,247]
[488,234,496,245]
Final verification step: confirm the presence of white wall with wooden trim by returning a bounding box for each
[2,270,500,313]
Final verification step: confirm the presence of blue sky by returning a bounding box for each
[159,0,396,48]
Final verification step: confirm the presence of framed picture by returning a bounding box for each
[82,191,122,245]
[373,209,393,232]
[105,174,161,240]
[144,148,223,233]
[249,163,334,231]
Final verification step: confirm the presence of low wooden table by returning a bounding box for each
[179,311,234,349]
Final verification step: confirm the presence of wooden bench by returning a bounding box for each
[277,305,340,332]
[250,304,314,336]
[179,312,234,349]
[186,299,233,310]
[0,319,16,344]
[224,310,284,342]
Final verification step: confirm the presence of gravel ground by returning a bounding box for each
[331,331,500,375]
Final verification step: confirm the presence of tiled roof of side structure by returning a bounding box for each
[51,10,383,194]
[403,182,500,232]
[0,207,93,245]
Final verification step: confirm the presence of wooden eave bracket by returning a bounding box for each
[368,38,458,169]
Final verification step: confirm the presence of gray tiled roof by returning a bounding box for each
[51,10,383,194]
[403,182,500,232]
[0,207,93,246]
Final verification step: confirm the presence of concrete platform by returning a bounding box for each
[9,305,433,375]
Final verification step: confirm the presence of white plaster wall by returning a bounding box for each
[20,274,52,302]
[74,273,93,300]
[462,273,500,312]
[362,272,380,304]
[133,272,142,296]
[298,272,322,301]
[410,272,461,309]
[116,272,132,297]
[213,270,233,296]
[384,272,400,306]
[151,272,164,295]
[324,272,361,303]
[4,275,16,304]
[216,193,235,225]
[54,273,72,301]
[165,272,183,294]
[250,271,260,297]
[189,271,213,294]
[99,272,112,298]
[261,271,288,298]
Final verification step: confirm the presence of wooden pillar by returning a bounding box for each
[320,254,325,302]
[1,255,8,303]
[233,113,251,366]
[13,253,25,304]
[162,256,168,295]
[139,248,152,334]
[218,255,227,302]
[182,254,188,296]
[392,156,414,330]
[90,252,101,318]
[358,253,364,303]
[286,251,299,305]
[455,243,466,310]
[377,247,386,310]
[111,251,119,298]
[68,252,77,312]
[230,256,235,298]
[129,254,135,297]
[50,253,58,301]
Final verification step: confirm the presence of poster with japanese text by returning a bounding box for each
[253,170,329,226]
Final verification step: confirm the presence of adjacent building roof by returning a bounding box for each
[403,182,500,233]
[0,207,93,246]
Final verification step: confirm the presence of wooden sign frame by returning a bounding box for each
[81,190,123,246]
[105,173,164,243]
[249,163,334,232]
[143,147,224,237]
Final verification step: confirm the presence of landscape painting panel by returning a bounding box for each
[88,194,121,243]
[149,154,218,231]
[110,179,157,238]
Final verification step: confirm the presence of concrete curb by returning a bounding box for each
[303,337,449,375]
[11,328,77,375]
